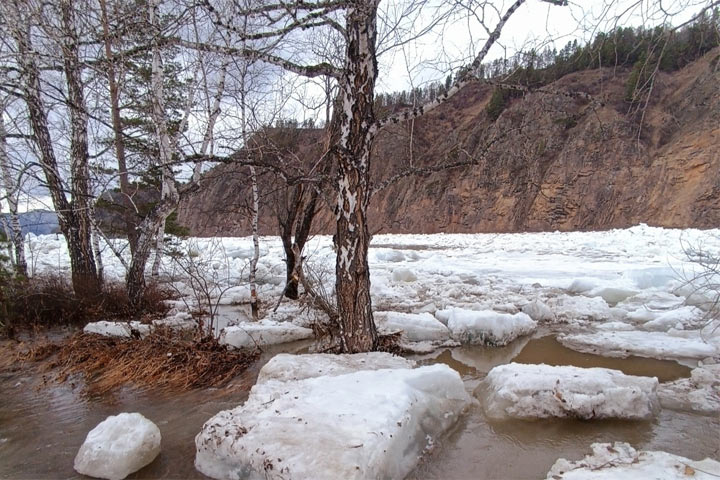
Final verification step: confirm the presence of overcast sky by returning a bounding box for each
[376,0,707,92]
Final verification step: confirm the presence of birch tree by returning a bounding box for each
[194,0,573,352]
[2,0,100,295]
[0,96,27,276]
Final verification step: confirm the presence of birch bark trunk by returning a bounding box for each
[0,97,26,276]
[333,1,380,352]
[7,1,99,294]
[126,0,179,307]
[59,0,100,296]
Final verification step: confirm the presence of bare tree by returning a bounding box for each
[193,0,574,351]
[0,96,26,276]
[2,0,99,295]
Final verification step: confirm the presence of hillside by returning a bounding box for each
[177,47,720,236]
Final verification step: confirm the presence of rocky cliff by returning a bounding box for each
[177,48,720,236]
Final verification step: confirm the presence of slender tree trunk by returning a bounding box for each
[150,209,166,277]
[333,1,380,352]
[60,0,100,296]
[126,0,180,307]
[0,99,26,276]
[98,0,138,254]
[92,219,104,286]
[8,2,98,295]
[249,165,260,320]
[192,60,228,183]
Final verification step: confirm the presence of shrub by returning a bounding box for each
[0,275,173,338]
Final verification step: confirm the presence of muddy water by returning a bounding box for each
[0,341,311,480]
[0,336,715,480]
[408,336,718,479]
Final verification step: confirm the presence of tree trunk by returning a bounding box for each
[92,220,104,286]
[151,215,166,277]
[126,0,180,308]
[99,0,138,255]
[0,98,26,276]
[249,166,260,320]
[334,1,380,353]
[60,0,100,296]
[8,2,98,295]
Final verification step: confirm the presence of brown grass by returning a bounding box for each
[1,274,173,337]
[44,328,259,395]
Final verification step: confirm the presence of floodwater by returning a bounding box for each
[0,335,716,480]
[408,336,718,479]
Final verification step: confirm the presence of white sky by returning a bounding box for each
[376,0,707,92]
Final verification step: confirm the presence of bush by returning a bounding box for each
[0,274,173,338]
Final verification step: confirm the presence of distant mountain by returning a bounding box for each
[0,210,60,236]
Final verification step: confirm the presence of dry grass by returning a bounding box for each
[1,274,173,338]
[36,328,260,395]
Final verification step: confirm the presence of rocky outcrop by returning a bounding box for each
[178,48,720,236]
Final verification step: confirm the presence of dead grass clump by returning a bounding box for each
[51,328,259,395]
[1,275,173,337]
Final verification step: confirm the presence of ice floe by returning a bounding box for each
[195,353,470,480]
[218,321,314,349]
[446,309,537,346]
[658,363,720,415]
[588,286,639,306]
[391,267,418,282]
[546,442,720,479]
[558,330,717,362]
[521,299,555,322]
[482,363,659,420]
[74,412,161,480]
[375,311,451,342]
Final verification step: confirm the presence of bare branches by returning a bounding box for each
[172,38,342,78]
[373,0,570,132]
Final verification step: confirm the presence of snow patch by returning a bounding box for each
[483,363,659,420]
[152,312,196,330]
[74,412,161,480]
[83,321,150,338]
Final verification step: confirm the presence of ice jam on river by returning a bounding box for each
[2,224,719,479]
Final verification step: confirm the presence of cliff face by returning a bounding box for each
[178,48,720,236]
